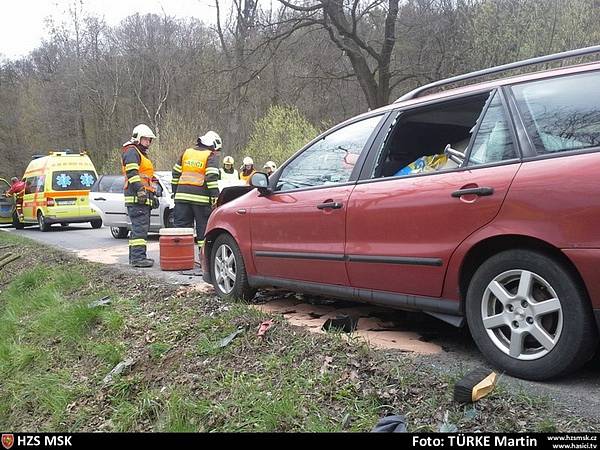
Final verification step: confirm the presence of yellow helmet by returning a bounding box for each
[223,156,234,165]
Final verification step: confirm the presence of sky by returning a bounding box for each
[0,0,221,59]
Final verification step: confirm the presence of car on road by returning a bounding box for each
[202,47,600,381]
[0,178,15,226]
[90,171,174,239]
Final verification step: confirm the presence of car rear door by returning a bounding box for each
[90,176,129,226]
[345,90,521,297]
[250,114,384,285]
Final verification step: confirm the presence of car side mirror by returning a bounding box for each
[250,172,272,196]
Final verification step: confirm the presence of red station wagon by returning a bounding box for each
[202,47,600,380]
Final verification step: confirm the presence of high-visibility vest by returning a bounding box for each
[179,148,212,187]
[122,146,155,192]
[220,168,239,182]
[240,170,255,184]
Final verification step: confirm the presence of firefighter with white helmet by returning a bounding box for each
[240,156,256,184]
[220,155,239,182]
[171,131,222,261]
[121,123,158,268]
[263,160,277,176]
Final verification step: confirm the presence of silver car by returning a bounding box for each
[89,171,174,239]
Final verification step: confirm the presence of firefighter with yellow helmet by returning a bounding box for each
[121,124,158,268]
[171,131,221,258]
[220,155,239,182]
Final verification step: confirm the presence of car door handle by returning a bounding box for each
[451,187,494,198]
[93,197,107,201]
[317,201,343,210]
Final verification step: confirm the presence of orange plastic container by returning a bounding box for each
[159,228,195,271]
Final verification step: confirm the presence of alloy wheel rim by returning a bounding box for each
[481,269,563,361]
[214,244,236,294]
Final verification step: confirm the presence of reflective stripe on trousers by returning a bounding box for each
[127,205,151,263]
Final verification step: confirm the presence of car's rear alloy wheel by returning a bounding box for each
[466,249,598,380]
[111,226,129,239]
[37,211,50,232]
[210,233,256,300]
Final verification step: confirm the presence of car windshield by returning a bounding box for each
[52,171,97,191]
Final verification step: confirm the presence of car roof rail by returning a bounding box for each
[395,45,600,103]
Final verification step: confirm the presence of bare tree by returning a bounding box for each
[275,0,405,109]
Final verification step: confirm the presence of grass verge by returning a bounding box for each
[0,230,598,432]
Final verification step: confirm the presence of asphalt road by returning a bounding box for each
[3,222,600,421]
[1,223,203,285]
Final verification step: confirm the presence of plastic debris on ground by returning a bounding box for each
[322,314,358,333]
[454,368,497,403]
[218,327,245,348]
[257,319,274,338]
[103,358,135,384]
[88,296,112,308]
[371,414,407,433]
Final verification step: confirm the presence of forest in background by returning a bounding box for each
[0,0,598,177]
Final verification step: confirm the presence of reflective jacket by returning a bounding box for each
[121,144,155,206]
[172,146,219,205]
[219,168,239,182]
[240,169,256,184]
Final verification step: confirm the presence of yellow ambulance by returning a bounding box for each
[18,151,102,231]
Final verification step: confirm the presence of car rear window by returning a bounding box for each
[512,71,600,155]
[93,175,124,193]
[52,171,97,191]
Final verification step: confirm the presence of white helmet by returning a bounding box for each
[223,156,234,165]
[263,161,277,171]
[198,131,222,151]
[131,124,156,142]
[243,156,254,165]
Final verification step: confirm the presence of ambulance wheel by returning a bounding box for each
[91,219,103,229]
[111,227,129,239]
[12,211,24,229]
[37,211,50,232]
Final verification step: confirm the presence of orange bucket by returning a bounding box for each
[159,227,195,271]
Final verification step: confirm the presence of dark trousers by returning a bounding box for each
[127,204,151,262]
[173,202,211,248]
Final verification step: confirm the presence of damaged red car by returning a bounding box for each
[202,47,600,381]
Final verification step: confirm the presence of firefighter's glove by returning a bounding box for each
[210,197,218,209]
[151,193,160,209]
[136,189,148,205]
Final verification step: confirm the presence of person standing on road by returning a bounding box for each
[220,156,239,182]
[122,124,158,268]
[4,177,26,220]
[263,161,277,176]
[239,156,256,184]
[171,131,221,264]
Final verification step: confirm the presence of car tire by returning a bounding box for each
[90,219,102,229]
[12,211,24,229]
[60,222,69,227]
[37,211,50,232]
[111,226,129,239]
[466,249,598,380]
[164,210,174,228]
[210,233,256,301]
